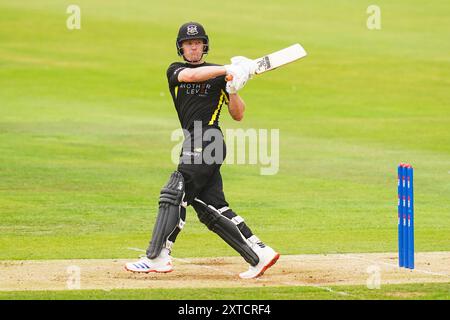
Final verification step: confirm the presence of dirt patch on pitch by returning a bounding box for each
[0,252,449,292]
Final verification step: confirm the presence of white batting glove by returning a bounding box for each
[224,64,243,78]
[232,74,248,91]
[224,63,249,92]
[226,81,237,94]
[230,56,257,77]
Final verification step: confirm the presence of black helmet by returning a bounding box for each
[176,22,209,57]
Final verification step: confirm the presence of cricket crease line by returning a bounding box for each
[269,279,359,299]
[126,248,359,298]
[287,253,450,278]
[250,275,358,299]
[130,248,449,279]
[308,284,361,299]
[126,247,236,276]
[345,254,450,278]
[173,257,236,276]
[127,247,146,253]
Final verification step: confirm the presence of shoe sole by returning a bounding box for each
[249,252,280,279]
[124,266,173,274]
[124,254,280,278]
[257,252,280,278]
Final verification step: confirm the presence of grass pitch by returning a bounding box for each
[0,0,449,299]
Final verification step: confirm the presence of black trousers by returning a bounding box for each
[177,126,228,208]
[174,126,254,243]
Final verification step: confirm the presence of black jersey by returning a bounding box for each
[166,62,229,131]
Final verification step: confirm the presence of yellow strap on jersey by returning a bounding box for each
[174,86,178,98]
[208,90,226,125]
[222,89,229,104]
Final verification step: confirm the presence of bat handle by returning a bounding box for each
[225,74,233,81]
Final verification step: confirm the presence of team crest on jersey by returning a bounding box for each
[186,25,199,36]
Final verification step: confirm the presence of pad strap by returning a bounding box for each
[193,198,259,266]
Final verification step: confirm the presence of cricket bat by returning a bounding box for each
[225,43,307,81]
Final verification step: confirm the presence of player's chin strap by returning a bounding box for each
[192,198,260,266]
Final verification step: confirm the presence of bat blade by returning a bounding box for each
[225,43,307,81]
[254,43,307,74]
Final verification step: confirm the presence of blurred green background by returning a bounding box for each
[0,0,449,260]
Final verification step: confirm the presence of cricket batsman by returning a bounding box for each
[125,22,279,279]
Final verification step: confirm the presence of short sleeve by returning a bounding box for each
[166,62,186,87]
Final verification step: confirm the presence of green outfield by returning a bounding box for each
[1,283,449,300]
[0,0,449,299]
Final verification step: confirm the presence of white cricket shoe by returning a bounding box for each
[124,255,173,273]
[239,242,280,279]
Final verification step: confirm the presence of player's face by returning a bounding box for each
[182,39,205,62]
